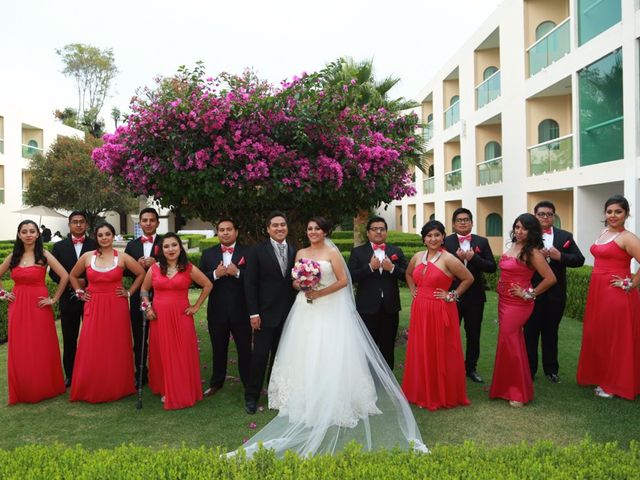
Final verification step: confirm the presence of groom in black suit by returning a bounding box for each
[200,218,251,396]
[49,211,97,387]
[444,207,497,383]
[348,216,407,370]
[243,211,297,414]
[525,201,584,383]
[124,207,163,387]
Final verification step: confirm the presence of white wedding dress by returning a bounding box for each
[235,255,427,458]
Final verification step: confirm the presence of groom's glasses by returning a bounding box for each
[536,212,555,218]
[369,227,387,233]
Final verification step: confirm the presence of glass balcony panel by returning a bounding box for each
[423,121,433,143]
[444,101,460,129]
[444,169,462,191]
[423,176,435,194]
[528,135,573,176]
[0,139,4,154]
[22,144,44,159]
[476,157,503,185]
[476,71,501,109]
[578,0,622,45]
[528,19,570,76]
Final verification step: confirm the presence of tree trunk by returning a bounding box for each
[353,209,370,247]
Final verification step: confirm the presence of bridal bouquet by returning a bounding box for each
[292,258,322,303]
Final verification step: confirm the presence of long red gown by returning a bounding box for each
[7,265,65,404]
[402,261,470,410]
[150,263,202,410]
[577,240,640,400]
[489,255,535,404]
[70,254,135,403]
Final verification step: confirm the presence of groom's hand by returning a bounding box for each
[370,255,381,271]
[250,315,262,331]
[214,261,227,278]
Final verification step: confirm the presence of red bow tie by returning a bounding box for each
[457,234,471,242]
[373,243,386,251]
[72,236,84,245]
[543,228,552,235]
[141,235,154,243]
[221,245,234,254]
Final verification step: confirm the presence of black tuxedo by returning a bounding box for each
[49,235,97,381]
[444,233,497,374]
[200,243,251,389]
[348,243,407,369]
[524,227,585,377]
[124,234,163,383]
[243,238,296,403]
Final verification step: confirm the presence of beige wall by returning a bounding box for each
[443,79,460,109]
[444,141,461,171]
[421,102,433,122]
[395,205,402,231]
[527,190,574,232]
[21,127,43,147]
[474,48,500,85]
[444,200,462,233]
[422,202,435,225]
[524,0,570,47]
[526,95,572,145]
[475,124,502,163]
[477,196,504,253]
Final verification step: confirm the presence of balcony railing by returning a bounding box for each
[22,144,43,159]
[444,101,460,129]
[477,156,503,185]
[445,169,462,191]
[528,18,570,76]
[528,134,573,176]
[0,138,4,154]
[422,121,433,143]
[423,176,435,194]
[476,70,501,109]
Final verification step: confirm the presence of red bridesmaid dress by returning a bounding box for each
[7,265,65,404]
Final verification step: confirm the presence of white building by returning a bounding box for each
[385,0,639,264]
[0,99,84,240]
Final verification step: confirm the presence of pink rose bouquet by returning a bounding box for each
[292,258,322,303]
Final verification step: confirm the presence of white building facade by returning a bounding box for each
[385,0,640,264]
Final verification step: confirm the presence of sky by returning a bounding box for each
[1,0,502,131]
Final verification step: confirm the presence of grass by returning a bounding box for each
[0,289,638,451]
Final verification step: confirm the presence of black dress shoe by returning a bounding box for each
[244,400,257,415]
[64,378,72,388]
[546,373,560,383]
[204,386,222,397]
[466,371,484,383]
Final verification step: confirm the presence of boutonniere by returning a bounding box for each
[153,245,159,256]
[474,246,481,253]
[562,240,570,249]
[238,256,246,266]
[390,254,398,261]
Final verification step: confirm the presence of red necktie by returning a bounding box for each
[457,234,471,242]
[373,243,386,251]
[543,228,552,235]
[141,235,153,243]
[221,245,234,254]
[72,236,84,245]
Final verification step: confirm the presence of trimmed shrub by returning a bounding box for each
[565,265,592,321]
[198,238,220,251]
[179,234,207,249]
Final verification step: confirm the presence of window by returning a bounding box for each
[486,213,502,237]
[536,21,556,40]
[483,66,498,80]
[484,141,502,160]
[427,113,433,123]
[579,49,623,166]
[429,213,435,221]
[553,214,562,229]
[450,95,459,106]
[412,214,417,229]
[538,119,559,143]
[0,165,4,203]
[427,165,434,177]
[451,155,461,171]
[578,0,621,45]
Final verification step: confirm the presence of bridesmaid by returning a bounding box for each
[69,223,145,403]
[577,195,640,400]
[0,220,68,404]
[141,233,212,410]
[402,220,474,410]
[490,213,556,407]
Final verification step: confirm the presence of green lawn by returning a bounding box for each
[0,289,638,451]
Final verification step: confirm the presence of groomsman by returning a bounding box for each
[124,207,163,387]
[444,208,496,383]
[200,218,251,397]
[348,216,407,370]
[49,211,97,387]
[243,211,296,414]
[525,201,585,382]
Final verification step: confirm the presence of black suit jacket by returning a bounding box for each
[244,239,297,328]
[49,236,97,311]
[348,243,407,314]
[531,228,585,302]
[200,244,249,322]
[444,234,497,304]
[124,235,163,304]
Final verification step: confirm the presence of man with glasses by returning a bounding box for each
[49,211,97,387]
[348,216,407,370]
[444,208,496,383]
[525,201,584,383]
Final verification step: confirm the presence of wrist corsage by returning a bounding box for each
[522,287,536,301]
[0,289,9,301]
[620,277,632,292]
[445,290,459,303]
[140,300,152,312]
[74,289,86,300]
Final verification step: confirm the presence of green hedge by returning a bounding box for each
[179,234,207,249]
[198,238,220,251]
[0,441,637,479]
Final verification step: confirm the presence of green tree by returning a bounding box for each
[25,135,137,231]
[111,107,122,129]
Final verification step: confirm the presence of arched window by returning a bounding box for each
[450,95,460,106]
[451,155,461,171]
[486,213,502,237]
[484,141,502,160]
[553,214,562,229]
[429,213,435,221]
[536,21,556,41]
[538,119,560,143]
[427,113,433,123]
[483,66,498,80]
[412,214,417,229]
[428,164,434,177]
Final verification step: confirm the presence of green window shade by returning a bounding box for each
[578,0,621,45]
[450,95,459,106]
[486,213,502,237]
[538,119,559,143]
[427,113,433,123]
[428,165,434,177]
[553,214,562,229]
[579,49,623,166]
[451,155,461,171]
[484,141,502,160]
[536,21,556,40]
[483,66,498,81]
[412,214,417,229]
[429,213,435,221]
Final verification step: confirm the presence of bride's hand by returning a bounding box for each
[305,289,320,301]
[292,280,302,291]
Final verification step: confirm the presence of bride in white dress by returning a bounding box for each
[235,217,426,457]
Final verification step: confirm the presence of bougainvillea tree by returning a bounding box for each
[93,61,423,241]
